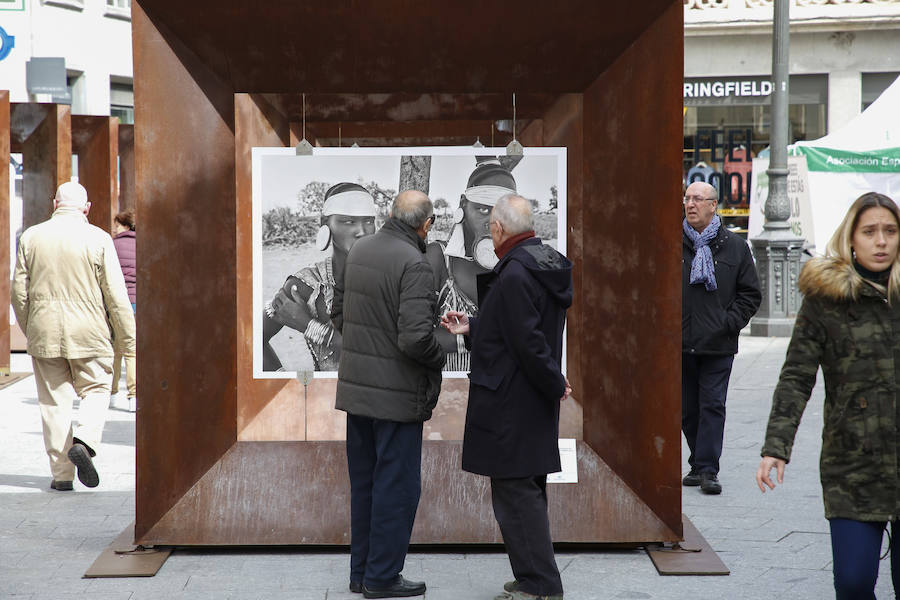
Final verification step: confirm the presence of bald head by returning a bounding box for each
[685,181,717,201]
[391,190,433,228]
[492,194,534,236]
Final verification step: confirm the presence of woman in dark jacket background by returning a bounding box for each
[111,210,136,411]
[757,192,900,599]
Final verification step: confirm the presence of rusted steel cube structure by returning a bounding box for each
[132,1,685,545]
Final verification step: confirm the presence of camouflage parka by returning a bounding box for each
[762,257,900,521]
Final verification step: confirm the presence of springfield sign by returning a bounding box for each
[684,79,773,100]
[795,146,900,173]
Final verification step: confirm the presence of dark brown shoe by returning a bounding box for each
[50,480,73,491]
[67,443,99,488]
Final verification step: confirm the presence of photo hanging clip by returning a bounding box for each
[506,92,523,157]
[296,93,314,156]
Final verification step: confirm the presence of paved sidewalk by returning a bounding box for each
[1,336,895,599]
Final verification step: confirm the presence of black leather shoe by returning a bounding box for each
[700,472,722,495]
[67,443,99,488]
[50,480,73,491]
[362,575,426,598]
[682,470,701,486]
[350,581,363,593]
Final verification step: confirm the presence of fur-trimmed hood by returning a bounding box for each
[798,256,886,301]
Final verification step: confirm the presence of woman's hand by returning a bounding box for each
[440,311,470,336]
[756,456,786,493]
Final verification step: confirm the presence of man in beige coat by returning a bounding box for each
[12,181,136,491]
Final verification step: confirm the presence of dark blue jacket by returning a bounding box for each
[461,238,573,478]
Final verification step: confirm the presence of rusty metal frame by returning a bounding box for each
[132,1,684,546]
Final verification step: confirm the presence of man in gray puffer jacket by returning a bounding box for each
[332,190,445,599]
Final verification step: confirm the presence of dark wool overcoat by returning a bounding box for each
[763,257,900,521]
[682,226,761,356]
[461,238,572,478]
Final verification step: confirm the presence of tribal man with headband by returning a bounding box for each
[262,182,377,372]
[427,157,517,371]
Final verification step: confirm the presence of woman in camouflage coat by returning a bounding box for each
[757,192,900,599]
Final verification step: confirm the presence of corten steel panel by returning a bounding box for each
[133,3,238,543]
[72,116,118,233]
[138,1,674,94]
[19,104,71,230]
[118,125,135,212]
[581,2,685,538]
[0,92,9,371]
[134,0,684,545]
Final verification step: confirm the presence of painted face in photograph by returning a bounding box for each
[852,206,900,272]
[328,214,376,253]
[461,199,492,249]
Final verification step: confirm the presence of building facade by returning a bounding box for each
[684,0,900,230]
[0,0,133,120]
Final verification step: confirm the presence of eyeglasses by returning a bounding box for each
[683,195,716,205]
[426,214,436,225]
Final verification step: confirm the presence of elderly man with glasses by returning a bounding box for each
[681,181,761,495]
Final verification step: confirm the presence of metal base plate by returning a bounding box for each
[645,514,729,576]
[84,521,172,578]
[0,372,31,390]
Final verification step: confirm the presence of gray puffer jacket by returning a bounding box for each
[332,218,445,422]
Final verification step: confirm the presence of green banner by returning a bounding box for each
[793,146,900,173]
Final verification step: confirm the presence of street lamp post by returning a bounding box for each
[750,0,805,337]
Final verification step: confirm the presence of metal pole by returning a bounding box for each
[749,0,805,336]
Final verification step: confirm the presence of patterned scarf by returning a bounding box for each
[683,215,720,291]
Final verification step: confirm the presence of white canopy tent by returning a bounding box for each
[749,75,900,254]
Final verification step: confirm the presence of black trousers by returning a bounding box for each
[346,414,423,589]
[681,353,734,475]
[490,476,563,596]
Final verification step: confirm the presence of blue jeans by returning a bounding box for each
[830,518,899,599]
[346,414,422,589]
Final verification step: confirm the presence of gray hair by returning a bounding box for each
[392,190,434,228]
[492,194,533,235]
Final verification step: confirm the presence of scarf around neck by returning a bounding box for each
[683,215,721,291]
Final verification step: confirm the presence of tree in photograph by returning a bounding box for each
[434,197,448,216]
[549,184,558,212]
[296,181,331,216]
[399,155,431,194]
[359,179,396,219]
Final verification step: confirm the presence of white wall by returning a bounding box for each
[0,0,132,115]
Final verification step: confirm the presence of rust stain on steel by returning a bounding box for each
[579,2,684,538]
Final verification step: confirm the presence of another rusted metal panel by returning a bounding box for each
[133,2,238,543]
[118,124,135,212]
[0,92,9,372]
[19,104,71,230]
[581,2,685,538]
[72,115,118,233]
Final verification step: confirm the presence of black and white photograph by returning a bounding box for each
[252,146,567,379]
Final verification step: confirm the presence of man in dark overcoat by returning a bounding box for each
[332,190,445,599]
[442,194,572,600]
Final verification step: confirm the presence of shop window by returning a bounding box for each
[683,74,827,233]
[862,72,900,111]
